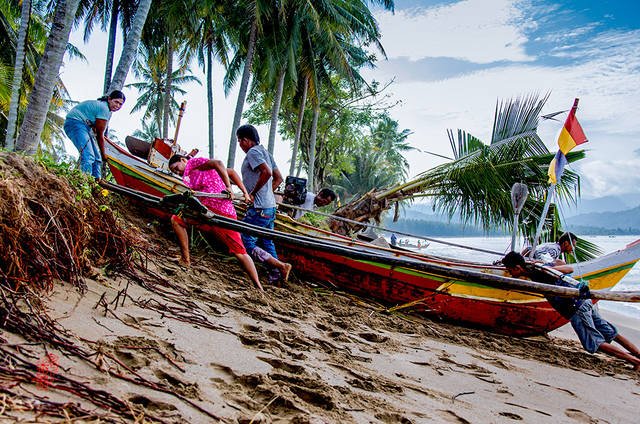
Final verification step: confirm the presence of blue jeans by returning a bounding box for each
[241,207,278,259]
[570,301,618,353]
[64,118,102,179]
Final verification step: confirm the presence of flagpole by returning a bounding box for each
[529,184,556,257]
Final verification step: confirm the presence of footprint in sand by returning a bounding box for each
[127,394,178,412]
[438,409,472,424]
[374,411,415,423]
[498,411,523,420]
[565,409,599,423]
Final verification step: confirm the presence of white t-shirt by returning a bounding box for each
[532,242,562,263]
[293,192,316,219]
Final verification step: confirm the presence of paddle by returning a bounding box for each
[510,183,528,251]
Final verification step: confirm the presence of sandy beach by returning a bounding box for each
[3,230,639,423]
[1,153,639,423]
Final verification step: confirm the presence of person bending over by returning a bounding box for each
[522,232,577,266]
[64,90,125,179]
[502,251,640,370]
[168,154,263,290]
[292,188,337,220]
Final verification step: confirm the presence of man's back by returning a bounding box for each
[532,242,562,263]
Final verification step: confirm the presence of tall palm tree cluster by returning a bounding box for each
[1,0,406,195]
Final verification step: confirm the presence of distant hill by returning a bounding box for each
[565,194,640,216]
[386,199,640,236]
[568,205,640,231]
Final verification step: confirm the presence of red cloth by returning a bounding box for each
[172,213,246,255]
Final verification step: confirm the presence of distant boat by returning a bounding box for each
[104,137,640,337]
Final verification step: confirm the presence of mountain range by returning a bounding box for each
[386,194,640,235]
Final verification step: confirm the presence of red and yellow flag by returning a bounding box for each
[548,98,588,184]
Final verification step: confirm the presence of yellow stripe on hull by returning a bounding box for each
[438,265,636,304]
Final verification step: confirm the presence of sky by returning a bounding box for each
[61,0,640,201]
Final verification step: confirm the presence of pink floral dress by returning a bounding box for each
[182,157,237,218]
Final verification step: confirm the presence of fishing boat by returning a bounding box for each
[104,137,640,337]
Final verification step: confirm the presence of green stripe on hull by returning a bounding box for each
[110,161,174,194]
[581,261,638,281]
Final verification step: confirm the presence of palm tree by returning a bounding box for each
[15,0,81,155]
[132,119,159,140]
[338,94,587,247]
[191,0,230,157]
[107,0,152,92]
[126,43,201,135]
[76,0,139,94]
[369,113,413,177]
[223,0,268,167]
[4,0,30,150]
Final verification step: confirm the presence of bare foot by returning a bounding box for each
[281,263,292,283]
[169,257,191,268]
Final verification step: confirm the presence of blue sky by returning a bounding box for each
[62,0,640,201]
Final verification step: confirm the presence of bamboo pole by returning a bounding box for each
[172,101,187,145]
[100,182,640,303]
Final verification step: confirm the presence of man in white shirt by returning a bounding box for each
[293,188,337,220]
[522,232,577,265]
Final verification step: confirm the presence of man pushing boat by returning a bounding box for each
[236,124,292,284]
[502,251,640,370]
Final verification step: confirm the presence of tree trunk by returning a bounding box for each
[289,75,308,176]
[227,18,257,168]
[103,0,119,94]
[207,45,214,157]
[267,69,286,155]
[107,0,152,92]
[162,33,174,139]
[4,0,31,150]
[307,102,319,192]
[14,0,80,155]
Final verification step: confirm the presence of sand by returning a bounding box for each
[2,229,639,423]
[0,178,638,423]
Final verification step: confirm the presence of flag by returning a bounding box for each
[548,98,588,184]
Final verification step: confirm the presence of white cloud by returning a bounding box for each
[375,0,534,63]
[578,160,640,198]
[369,26,640,186]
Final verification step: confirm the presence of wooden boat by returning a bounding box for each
[104,138,640,337]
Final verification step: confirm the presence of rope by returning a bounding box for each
[275,201,505,256]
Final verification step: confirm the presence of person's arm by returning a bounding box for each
[272,168,283,192]
[551,264,574,274]
[94,118,108,160]
[250,163,272,197]
[227,168,250,199]
[193,159,232,190]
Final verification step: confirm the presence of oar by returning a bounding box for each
[510,183,528,251]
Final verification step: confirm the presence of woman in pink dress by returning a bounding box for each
[168,155,263,290]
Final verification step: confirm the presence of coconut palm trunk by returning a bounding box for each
[289,75,308,176]
[4,0,31,150]
[206,45,214,157]
[227,19,257,168]
[162,34,174,139]
[103,0,119,94]
[307,101,319,192]
[267,69,286,154]
[14,0,80,155]
[108,0,152,92]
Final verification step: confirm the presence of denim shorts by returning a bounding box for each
[570,301,618,353]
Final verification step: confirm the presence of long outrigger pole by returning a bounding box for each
[100,181,640,303]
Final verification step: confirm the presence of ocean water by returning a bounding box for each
[392,235,640,321]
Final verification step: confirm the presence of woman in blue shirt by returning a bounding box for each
[63,90,125,179]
